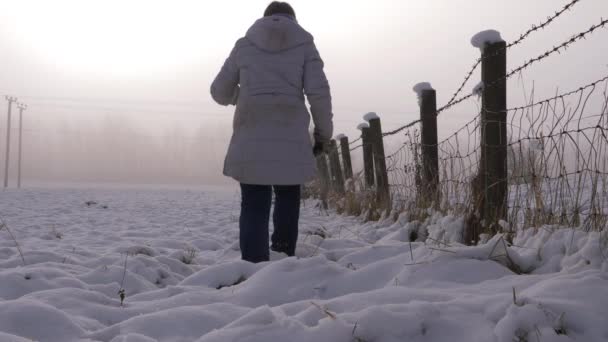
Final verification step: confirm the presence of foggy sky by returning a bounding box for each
[0,0,607,187]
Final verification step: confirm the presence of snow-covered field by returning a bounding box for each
[1,187,608,342]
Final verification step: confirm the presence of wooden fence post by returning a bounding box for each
[359,123,375,189]
[479,38,508,232]
[339,136,354,180]
[328,139,345,194]
[418,86,440,207]
[366,114,391,212]
[316,154,330,209]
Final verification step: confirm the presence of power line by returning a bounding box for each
[4,96,18,188]
[17,103,26,188]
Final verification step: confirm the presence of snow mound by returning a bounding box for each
[0,267,87,300]
[88,304,249,342]
[0,331,33,342]
[77,264,158,297]
[512,227,608,274]
[116,245,157,257]
[0,299,85,342]
[109,334,158,342]
[197,305,352,342]
[180,260,261,288]
[493,271,608,342]
[425,213,465,245]
[471,30,504,51]
[363,112,379,121]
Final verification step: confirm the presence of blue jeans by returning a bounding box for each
[239,184,301,263]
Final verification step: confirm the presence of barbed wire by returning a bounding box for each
[379,75,608,229]
[328,14,606,187]
[437,93,477,115]
[318,5,608,232]
[353,73,607,155]
[507,0,583,49]
[444,61,482,110]
[442,0,584,109]
[350,143,364,152]
[505,17,608,82]
[335,3,596,148]
[437,17,608,116]
[382,119,421,137]
[515,75,608,112]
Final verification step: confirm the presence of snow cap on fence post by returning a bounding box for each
[335,134,346,140]
[413,82,434,106]
[470,30,504,51]
[357,122,370,130]
[363,112,379,122]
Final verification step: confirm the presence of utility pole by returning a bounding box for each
[4,96,18,188]
[17,103,27,188]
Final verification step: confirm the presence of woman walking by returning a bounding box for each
[210,2,333,263]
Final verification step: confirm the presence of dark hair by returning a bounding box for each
[264,2,296,19]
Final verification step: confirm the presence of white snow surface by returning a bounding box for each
[1,188,607,342]
[471,30,505,51]
[335,134,346,141]
[363,112,379,121]
[357,122,369,130]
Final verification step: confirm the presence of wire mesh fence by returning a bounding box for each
[376,77,608,231]
[505,77,608,231]
[314,1,608,235]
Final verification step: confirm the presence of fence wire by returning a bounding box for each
[505,78,608,231]
[321,6,608,233]
[441,0,585,110]
[380,77,608,231]
[349,14,607,153]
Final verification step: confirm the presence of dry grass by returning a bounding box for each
[0,215,26,265]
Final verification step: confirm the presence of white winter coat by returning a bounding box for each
[211,15,333,185]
